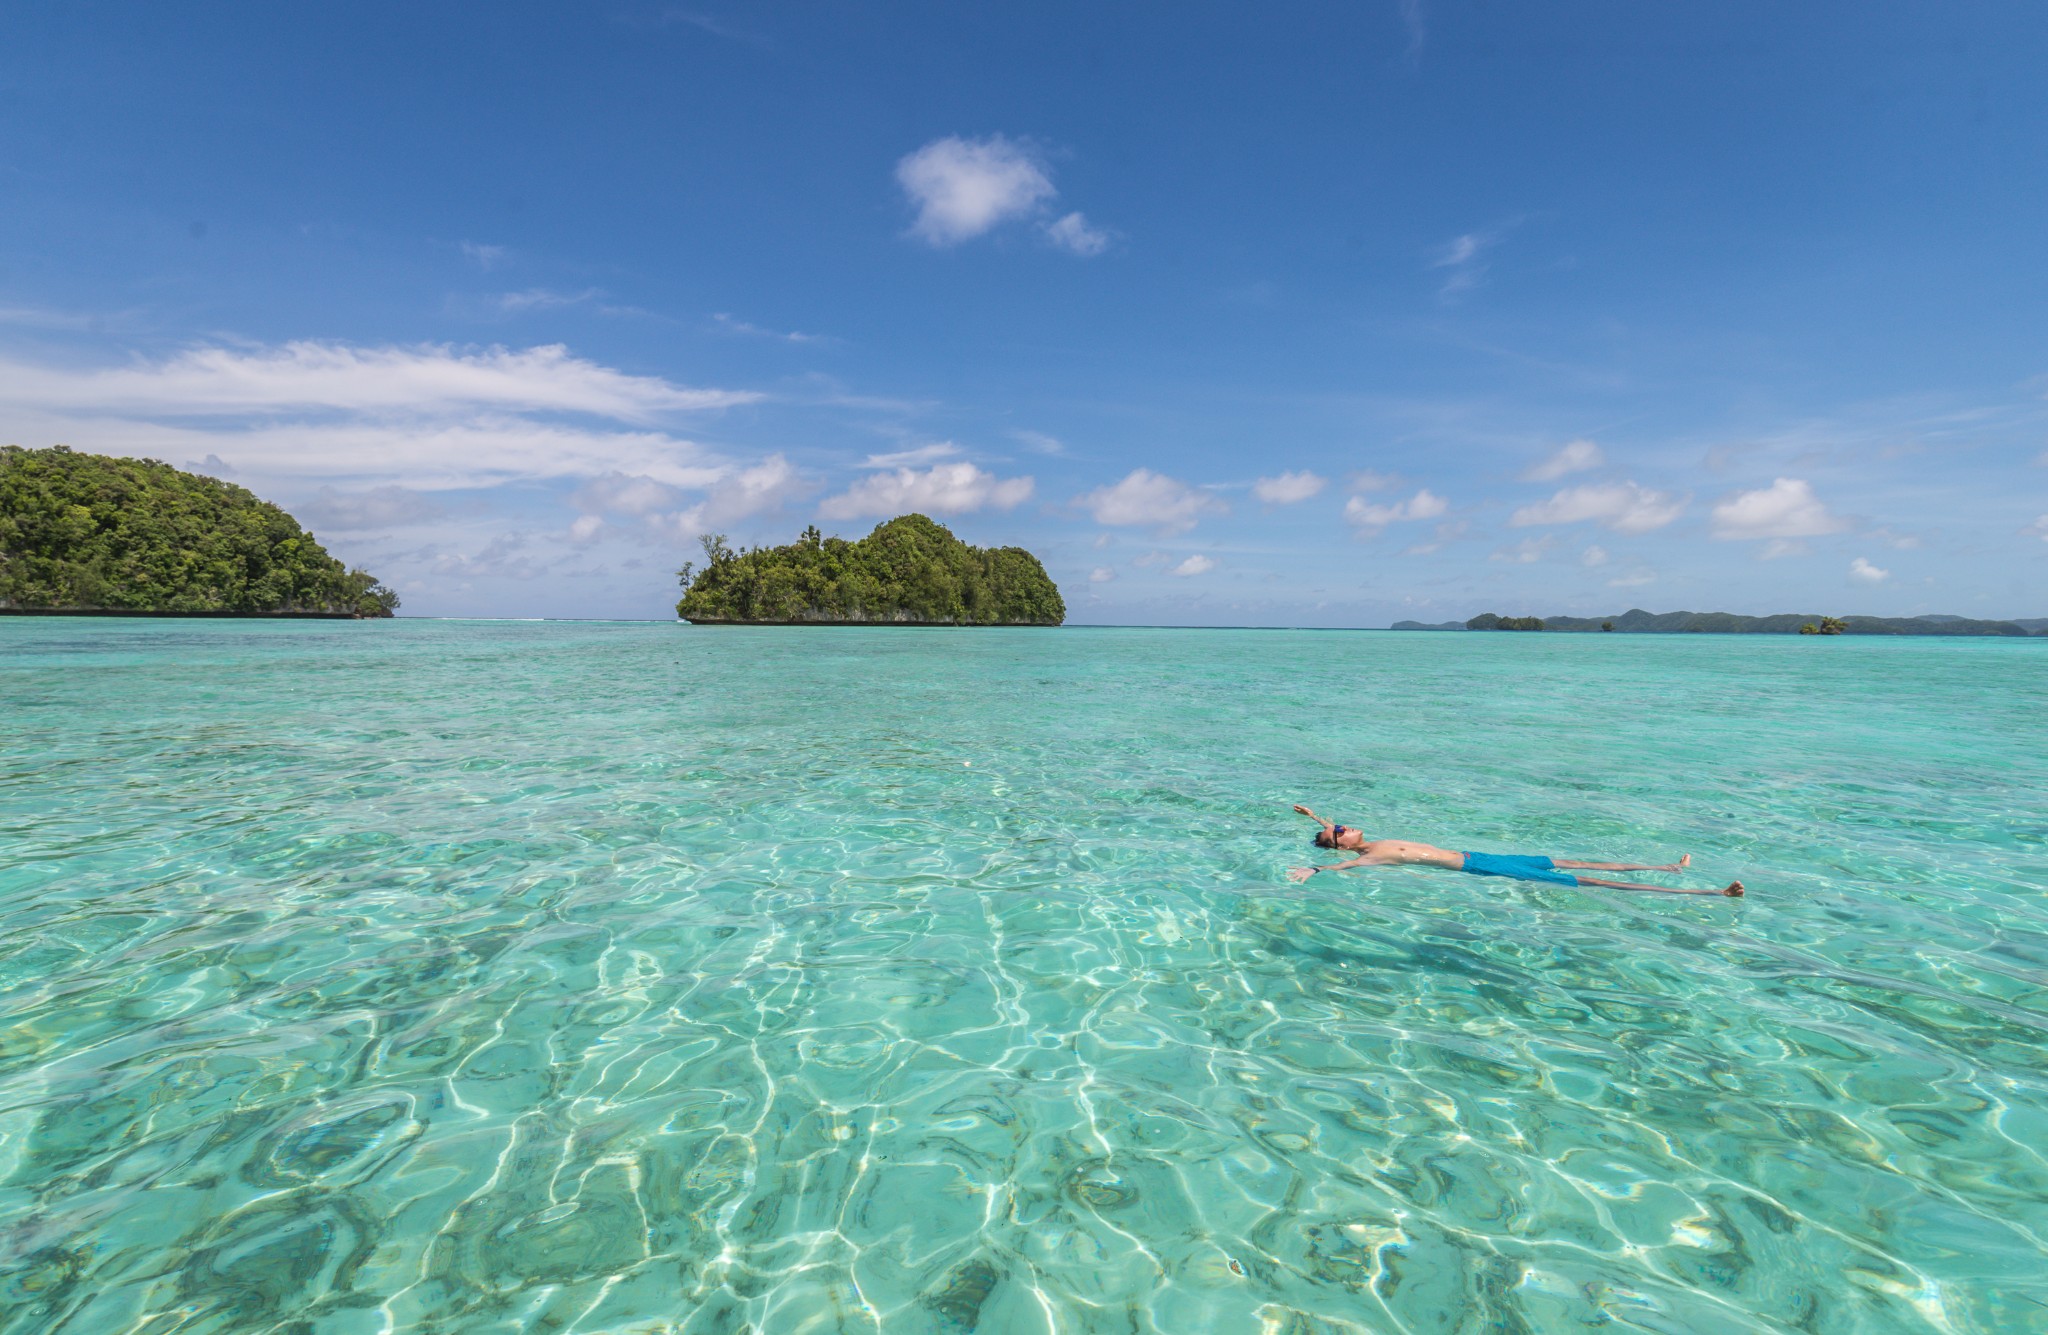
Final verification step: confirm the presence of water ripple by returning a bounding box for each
[3,620,2046,1332]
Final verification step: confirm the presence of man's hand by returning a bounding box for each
[1287,866,1317,883]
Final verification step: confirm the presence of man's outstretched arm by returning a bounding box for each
[1287,857,1371,883]
[1293,804,1334,835]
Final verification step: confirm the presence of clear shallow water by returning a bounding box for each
[2,620,2046,1335]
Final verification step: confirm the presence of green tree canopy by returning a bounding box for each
[0,446,398,616]
[677,514,1064,625]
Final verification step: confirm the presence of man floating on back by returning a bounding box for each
[1287,805,1744,897]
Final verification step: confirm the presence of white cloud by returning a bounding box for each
[1076,469,1227,533]
[1760,539,1810,560]
[461,241,510,270]
[1510,481,1684,534]
[1345,489,1448,530]
[1711,478,1846,541]
[1252,470,1327,505]
[1043,212,1111,256]
[0,342,757,422]
[1522,438,1604,482]
[651,454,811,541]
[1608,569,1657,588]
[1870,526,1923,550]
[1089,566,1115,584]
[22,414,730,492]
[1849,556,1890,584]
[2023,514,2048,542]
[1580,544,1609,567]
[862,442,961,468]
[694,454,806,525]
[896,135,1056,246]
[818,462,1032,520]
[1346,469,1398,493]
[1171,554,1215,577]
[568,514,606,545]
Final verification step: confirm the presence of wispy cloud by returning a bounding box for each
[861,442,960,468]
[713,312,828,343]
[1252,470,1327,505]
[1077,469,1227,534]
[1521,438,1604,481]
[494,288,601,313]
[1491,535,1557,564]
[1012,430,1065,456]
[1398,0,1426,61]
[1171,554,1216,577]
[0,304,138,332]
[1430,221,1518,299]
[0,340,779,508]
[818,462,1033,520]
[293,485,448,532]
[572,472,683,516]
[0,341,758,421]
[1402,519,1466,556]
[639,9,769,44]
[1043,211,1112,257]
[460,241,510,270]
[1510,481,1684,534]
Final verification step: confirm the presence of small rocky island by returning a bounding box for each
[677,514,1065,625]
[0,446,398,617]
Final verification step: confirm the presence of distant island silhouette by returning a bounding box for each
[1393,608,2047,636]
[677,514,1065,625]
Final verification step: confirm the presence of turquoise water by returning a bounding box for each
[3,620,2046,1334]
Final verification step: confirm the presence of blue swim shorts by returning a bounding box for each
[1459,852,1580,887]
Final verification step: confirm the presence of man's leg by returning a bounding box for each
[1573,874,1743,897]
[1554,853,1691,873]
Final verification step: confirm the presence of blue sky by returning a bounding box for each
[3,2,2045,623]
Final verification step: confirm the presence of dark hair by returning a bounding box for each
[1312,830,1335,849]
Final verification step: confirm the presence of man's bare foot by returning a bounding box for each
[1678,854,1691,869]
[1724,881,1744,897]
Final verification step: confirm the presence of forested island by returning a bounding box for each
[1393,608,2046,636]
[677,514,1065,625]
[0,446,398,617]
